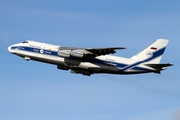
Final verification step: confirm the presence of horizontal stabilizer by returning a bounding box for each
[145,63,173,70]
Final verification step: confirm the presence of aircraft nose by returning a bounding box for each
[8,46,14,53]
[8,46,11,52]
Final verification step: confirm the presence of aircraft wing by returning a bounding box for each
[85,47,126,56]
[58,46,126,57]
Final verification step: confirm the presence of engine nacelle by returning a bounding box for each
[71,50,84,58]
[58,50,71,58]
[58,50,85,58]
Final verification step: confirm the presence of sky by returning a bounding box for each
[0,0,180,120]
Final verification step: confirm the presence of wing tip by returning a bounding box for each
[118,47,126,49]
[167,63,173,66]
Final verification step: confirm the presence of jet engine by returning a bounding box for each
[58,50,71,58]
[58,50,85,58]
[70,50,84,58]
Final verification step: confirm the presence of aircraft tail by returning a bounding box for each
[131,39,169,63]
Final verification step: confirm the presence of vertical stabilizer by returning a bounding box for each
[131,39,169,63]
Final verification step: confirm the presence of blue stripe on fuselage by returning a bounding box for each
[122,47,166,71]
[14,46,58,56]
[91,58,152,71]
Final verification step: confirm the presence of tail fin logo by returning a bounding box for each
[146,51,152,57]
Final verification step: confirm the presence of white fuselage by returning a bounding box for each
[8,40,156,75]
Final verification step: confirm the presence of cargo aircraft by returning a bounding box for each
[8,39,172,76]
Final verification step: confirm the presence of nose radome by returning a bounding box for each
[8,46,14,53]
[8,46,11,52]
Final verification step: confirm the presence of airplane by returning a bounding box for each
[8,39,173,76]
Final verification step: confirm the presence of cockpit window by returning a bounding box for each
[22,40,28,43]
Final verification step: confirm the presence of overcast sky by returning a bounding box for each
[0,0,180,120]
